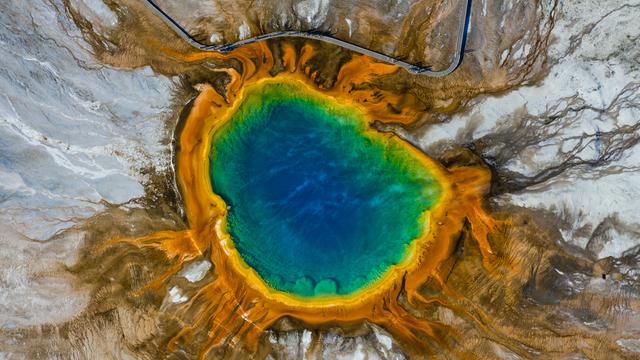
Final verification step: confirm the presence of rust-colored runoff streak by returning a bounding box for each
[107,42,502,358]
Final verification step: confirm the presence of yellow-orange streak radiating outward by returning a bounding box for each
[111,42,499,358]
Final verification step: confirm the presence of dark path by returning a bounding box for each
[144,0,473,76]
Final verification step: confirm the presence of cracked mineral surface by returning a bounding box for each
[1,0,639,359]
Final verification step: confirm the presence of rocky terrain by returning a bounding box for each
[153,0,466,70]
[0,0,638,358]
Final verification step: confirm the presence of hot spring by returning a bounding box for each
[209,80,442,298]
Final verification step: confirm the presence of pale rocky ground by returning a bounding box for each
[406,0,640,260]
[0,0,639,359]
[0,0,176,331]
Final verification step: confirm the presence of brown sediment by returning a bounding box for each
[64,0,557,133]
[6,1,636,358]
[101,42,504,358]
[57,4,558,357]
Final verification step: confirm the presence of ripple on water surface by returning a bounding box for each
[210,81,442,298]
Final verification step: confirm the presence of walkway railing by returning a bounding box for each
[144,0,472,76]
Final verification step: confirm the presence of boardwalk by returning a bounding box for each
[144,0,473,76]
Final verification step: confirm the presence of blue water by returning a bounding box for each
[210,82,441,297]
